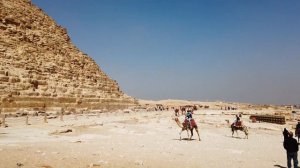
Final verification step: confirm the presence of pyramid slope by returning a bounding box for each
[0,0,136,111]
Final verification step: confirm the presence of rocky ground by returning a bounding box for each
[0,109,294,168]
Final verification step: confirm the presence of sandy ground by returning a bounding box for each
[0,109,294,168]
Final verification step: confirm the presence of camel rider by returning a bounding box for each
[185,110,193,128]
[233,114,241,127]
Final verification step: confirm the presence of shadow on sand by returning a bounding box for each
[173,138,197,141]
[224,135,243,139]
[274,165,287,168]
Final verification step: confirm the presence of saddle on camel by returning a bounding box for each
[232,121,243,128]
[184,118,197,129]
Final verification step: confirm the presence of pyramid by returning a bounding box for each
[0,0,137,111]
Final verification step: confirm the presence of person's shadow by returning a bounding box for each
[274,165,300,168]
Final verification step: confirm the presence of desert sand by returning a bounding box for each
[0,104,294,168]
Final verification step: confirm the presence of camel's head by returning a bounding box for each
[174,117,179,122]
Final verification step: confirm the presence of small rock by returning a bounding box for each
[89,163,101,168]
[59,129,72,133]
[16,163,24,167]
[134,160,144,165]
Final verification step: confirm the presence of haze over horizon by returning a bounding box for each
[32,0,300,105]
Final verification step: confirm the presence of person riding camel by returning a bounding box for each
[185,110,193,128]
[233,114,241,127]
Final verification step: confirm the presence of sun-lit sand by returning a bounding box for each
[0,104,294,168]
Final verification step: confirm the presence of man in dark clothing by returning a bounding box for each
[284,128,290,140]
[296,122,300,131]
[284,131,299,168]
[295,122,300,142]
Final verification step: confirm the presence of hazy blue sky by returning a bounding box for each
[32,0,300,105]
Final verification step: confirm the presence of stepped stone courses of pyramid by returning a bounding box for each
[0,0,137,112]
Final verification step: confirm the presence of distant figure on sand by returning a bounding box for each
[283,131,298,168]
[174,109,179,117]
[295,122,300,143]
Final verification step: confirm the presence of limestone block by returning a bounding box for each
[9,77,21,83]
[18,83,31,90]
[41,92,51,97]
[0,76,9,82]
[24,91,39,96]
[56,87,67,93]
[37,80,47,85]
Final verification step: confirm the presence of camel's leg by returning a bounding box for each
[244,129,248,139]
[195,128,201,141]
[179,129,184,141]
[187,130,190,140]
[190,129,194,140]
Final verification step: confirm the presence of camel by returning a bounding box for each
[226,120,248,139]
[174,117,201,141]
[180,107,186,115]
[231,122,249,139]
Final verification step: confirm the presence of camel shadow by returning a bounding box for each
[224,135,243,139]
[173,138,197,141]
